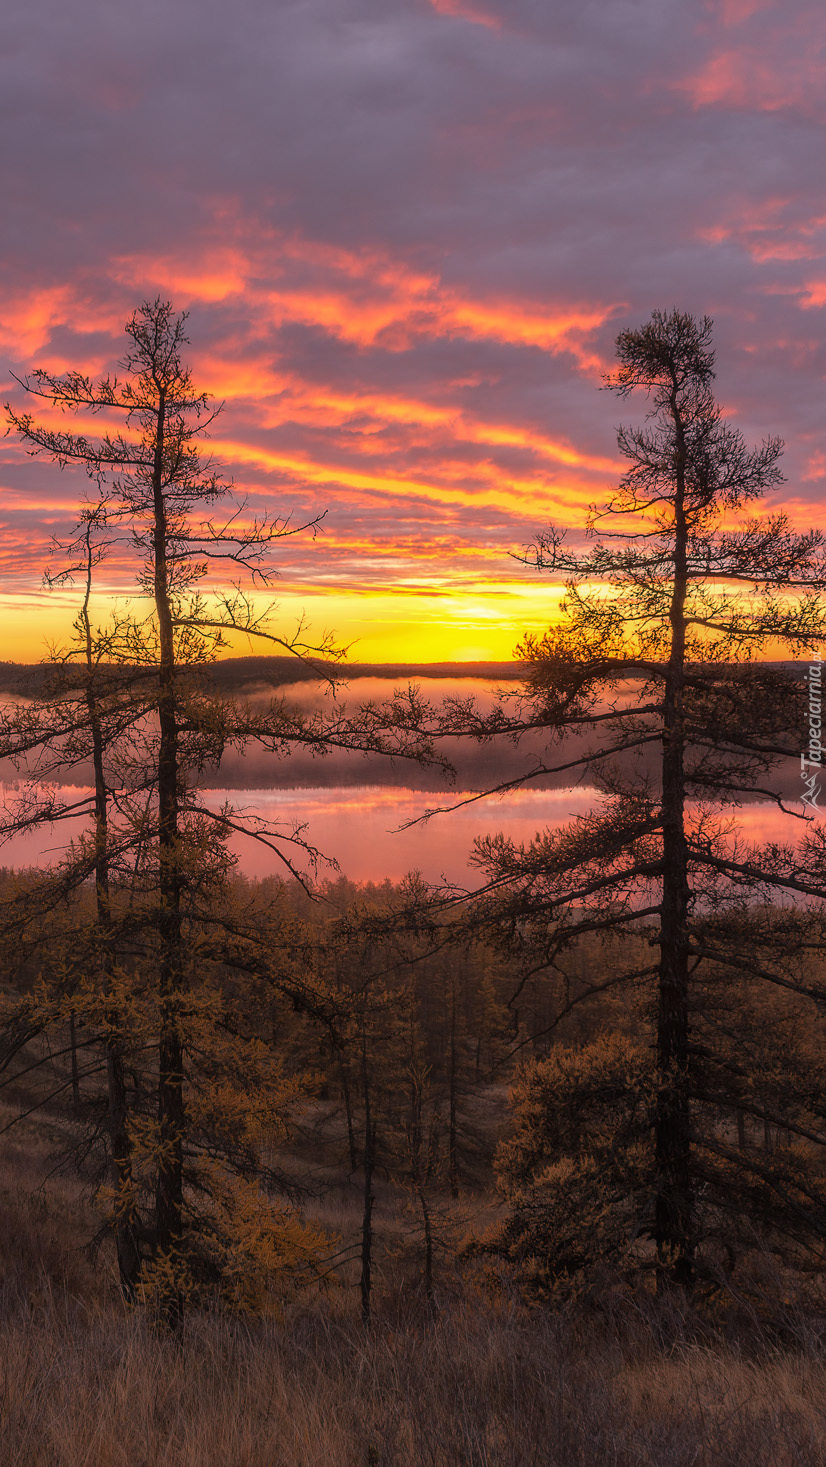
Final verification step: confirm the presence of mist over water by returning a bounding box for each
[0,674,814,886]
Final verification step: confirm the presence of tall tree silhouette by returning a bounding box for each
[440,310,826,1290]
[4,301,343,1322]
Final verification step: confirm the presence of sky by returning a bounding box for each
[1,0,825,663]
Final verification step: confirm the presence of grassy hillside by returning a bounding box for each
[3,1043,826,1466]
[3,1169,826,1467]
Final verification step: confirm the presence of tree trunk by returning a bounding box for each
[106,1038,141,1301]
[151,388,186,1329]
[359,1029,375,1325]
[448,979,459,1200]
[337,1046,358,1174]
[417,1177,434,1302]
[82,526,142,1305]
[69,1011,80,1113]
[655,390,693,1291]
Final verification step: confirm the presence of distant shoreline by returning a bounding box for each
[0,657,525,695]
[0,655,811,697]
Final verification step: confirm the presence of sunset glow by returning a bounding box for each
[2,0,826,663]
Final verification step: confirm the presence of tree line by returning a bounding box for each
[3,302,826,1325]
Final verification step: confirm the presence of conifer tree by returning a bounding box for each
[447,310,826,1292]
[0,301,354,1321]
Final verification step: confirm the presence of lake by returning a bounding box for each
[0,671,817,886]
[0,779,813,888]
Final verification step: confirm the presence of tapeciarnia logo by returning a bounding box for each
[802,652,823,813]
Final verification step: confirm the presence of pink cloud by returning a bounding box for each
[427,0,503,31]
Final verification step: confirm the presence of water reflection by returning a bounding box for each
[0,663,815,882]
[0,781,817,887]
[207,784,601,884]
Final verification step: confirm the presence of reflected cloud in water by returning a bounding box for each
[0,781,818,889]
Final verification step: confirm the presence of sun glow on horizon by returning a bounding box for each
[0,249,616,668]
[0,582,566,666]
[3,161,826,672]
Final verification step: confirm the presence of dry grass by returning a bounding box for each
[3,1277,826,1466]
[4,1099,826,1465]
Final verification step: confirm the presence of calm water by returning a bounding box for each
[0,780,814,887]
[205,784,814,884]
[0,674,816,885]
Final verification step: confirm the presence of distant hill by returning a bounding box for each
[0,655,810,699]
[0,657,525,698]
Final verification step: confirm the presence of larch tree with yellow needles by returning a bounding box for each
[434,311,826,1296]
[1,300,360,1323]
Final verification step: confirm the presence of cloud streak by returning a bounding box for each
[1,0,825,660]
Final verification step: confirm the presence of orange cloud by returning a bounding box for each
[690,51,823,113]
[0,237,618,665]
[211,377,618,478]
[208,435,596,520]
[111,248,250,304]
[0,287,123,362]
[800,280,826,308]
[696,194,826,269]
[801,451,826,483]
[427,0,503,31]
[111,236,615,370]
[249,284,610,369]
[679,7,826,117]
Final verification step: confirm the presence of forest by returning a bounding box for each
[3,302,826,1465]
